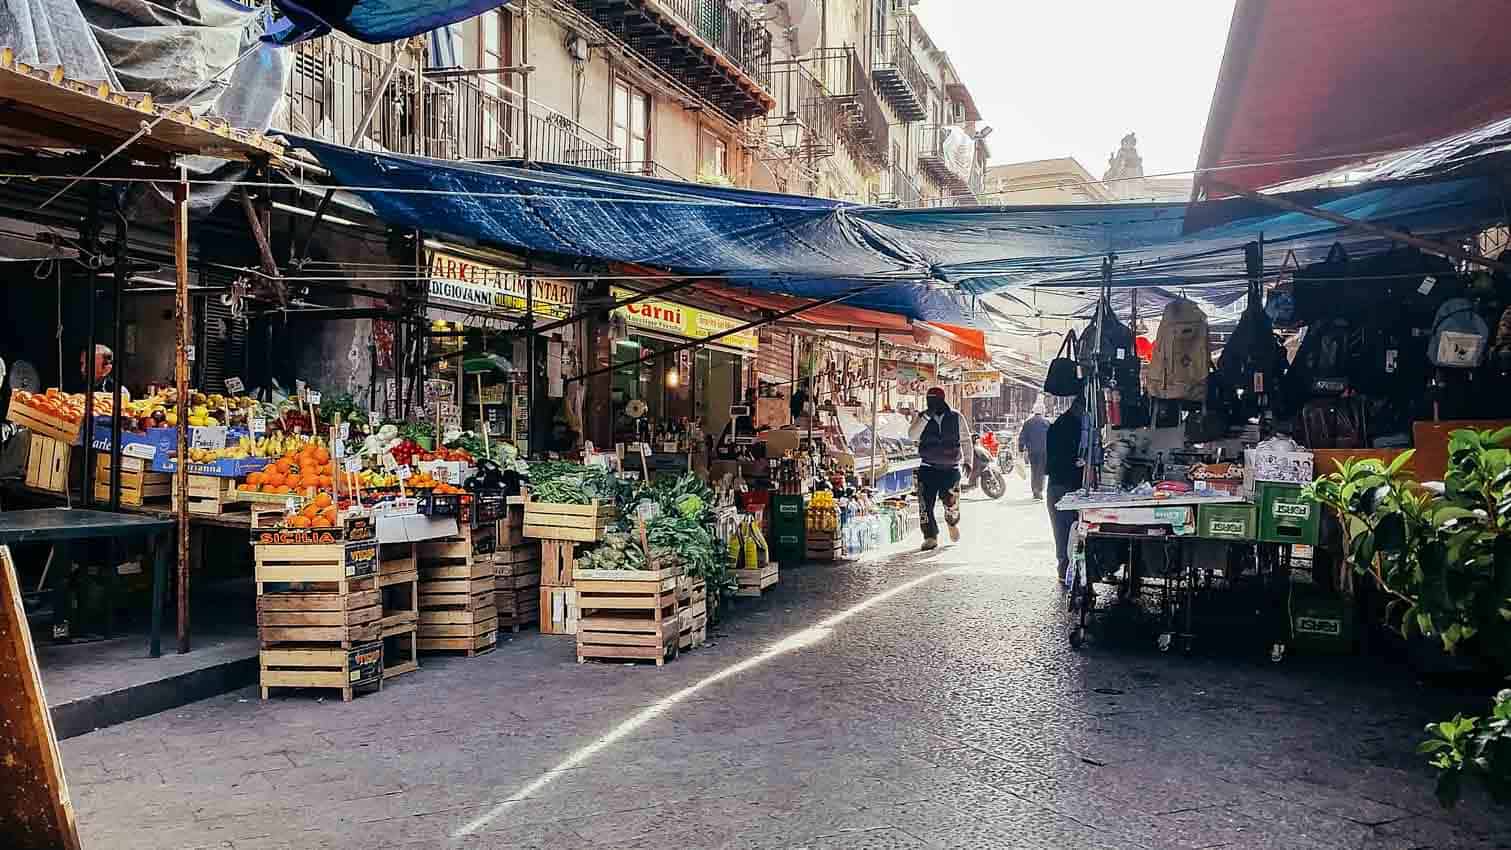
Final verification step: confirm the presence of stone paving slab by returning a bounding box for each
[58,486,1511,849]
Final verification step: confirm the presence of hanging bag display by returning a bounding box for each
[1043,330,1083,397]
[1427,297,1490,369]
[1146,297,1210,402]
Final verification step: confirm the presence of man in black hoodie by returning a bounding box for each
[1045,396,1086,583]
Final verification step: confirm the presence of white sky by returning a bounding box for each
[912,0,1236,177]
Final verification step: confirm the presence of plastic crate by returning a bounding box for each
[1196,503,1257,541]
[1257,483,1319,545]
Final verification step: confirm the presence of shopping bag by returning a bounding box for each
[1043,330,1083,397]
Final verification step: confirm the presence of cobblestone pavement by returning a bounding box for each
[62,481,1511,849]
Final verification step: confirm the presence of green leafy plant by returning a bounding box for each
[1306,428,1511,806]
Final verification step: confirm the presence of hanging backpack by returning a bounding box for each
[1427,297,1490,369]
[1147,298,1210,402]
[1043,330,1083,397]
[1217,272,1287,406]
[1283,318,1354,409]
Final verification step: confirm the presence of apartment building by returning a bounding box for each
[275,0,986,207]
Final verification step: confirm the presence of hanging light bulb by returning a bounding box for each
[665,368,680,388]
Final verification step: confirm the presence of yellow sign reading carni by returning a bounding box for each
[612,287,759,352]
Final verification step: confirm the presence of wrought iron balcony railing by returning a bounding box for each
[870,31,927,123]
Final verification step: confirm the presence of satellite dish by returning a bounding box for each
[626,399,649,419]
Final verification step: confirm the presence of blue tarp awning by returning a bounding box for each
[291,136,1506,328]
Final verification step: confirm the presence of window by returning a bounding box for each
[613,80,650,172]
[701,129,728,178]
[478,10,512,156]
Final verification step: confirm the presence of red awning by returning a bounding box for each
[1196,0,1511,196]
[692,282,915,333]
[913,322,989,363]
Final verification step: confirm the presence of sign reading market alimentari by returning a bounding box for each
[428,250,574,319]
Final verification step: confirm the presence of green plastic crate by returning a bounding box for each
[1196,503,1257,540]
[771,532,805,566]
[770,495,806,534]
[1257,483,1319,545]
[1290,582,1354,654]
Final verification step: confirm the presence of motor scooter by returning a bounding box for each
[961,441,1006,500]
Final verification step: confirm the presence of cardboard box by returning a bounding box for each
[1246,449,1314,485]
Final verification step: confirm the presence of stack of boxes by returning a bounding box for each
[416,517,498,656]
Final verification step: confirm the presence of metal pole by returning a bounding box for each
[172,169,192,654]
[521,0,531,161]
[110,210,126,512]
[81,183,101,505]
[525,260,535,456]
[869,329,880,488]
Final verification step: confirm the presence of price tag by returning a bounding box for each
[285,497,299,513]
[344,456,363,473]
[190,426,227,451]
[370,411,382,427]
[331,438,346,458]
[338,422,350,440]
[381,452,398,471]
[396,464,413,481]
[306,390,322,406]
[123,442,157,460]
[249,416,267,436]
[185,345,196,362]
[296,379,307,396]
[224,376,245,394]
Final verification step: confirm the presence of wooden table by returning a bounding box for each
[0,509,175,656]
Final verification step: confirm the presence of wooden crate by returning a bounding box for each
[8,402,80,444]
[417,607,498,655]
[495,587,539,633]
[379,543,418,584]
[540,585,578,635]
[540,539,579,587]
[171,473,245,515]
[255,583,381,646]
[259,642,382,701]
[679,597,708,650]
[25,433,70,494]
[498,499,527,546]
[735,562,780,598]
[381,626,419,680]
[523,497,616,542]
[805,531,843,562]
[417,539,497,654]
[575,567,681,666]
[494,544,541,633]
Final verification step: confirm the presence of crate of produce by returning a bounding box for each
[25,433,71,494]
[92,452,172,507]
[575,566,681,665]
[8,393,82,444]
[735,562,780,598]
[172,473,246,515]
[1196,503,1258,541]
[1257,483,1320,545]
[540,585,578,635]
[259,642,383,702]
[523,497,616,542]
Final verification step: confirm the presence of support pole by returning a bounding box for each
[81,184,101,506]
[521,0,531,161]
[870,329,880,488]
[172,171,191,654]
[110,210,126,511]
[1210,182,1508,274]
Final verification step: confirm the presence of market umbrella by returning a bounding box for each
[461,353,516,455]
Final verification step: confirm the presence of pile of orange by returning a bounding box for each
[242,444,336,496]
[286,492,339,528]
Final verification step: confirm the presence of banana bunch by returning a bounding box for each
[357,469,396,488]
[188,446,250,462]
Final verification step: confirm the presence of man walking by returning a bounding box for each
[1045,396,1086,583]
[909,386,973,551]
[1018,401,1050,500]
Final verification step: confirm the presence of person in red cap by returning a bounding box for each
[907,386,974,550]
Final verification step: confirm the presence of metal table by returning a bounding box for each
[0,509,176,656]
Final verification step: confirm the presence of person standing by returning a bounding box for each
[1017,401,1050,500]
[1045,396,1086,583]
[909,386,973,551]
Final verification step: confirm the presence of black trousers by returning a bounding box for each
[916,465,961,539]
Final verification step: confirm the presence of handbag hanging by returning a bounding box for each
[1043,329,1084,397]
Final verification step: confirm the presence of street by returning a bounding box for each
[61,480,1510,849]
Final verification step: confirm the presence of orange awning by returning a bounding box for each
[692,282,915,333]
[913,322,988,363]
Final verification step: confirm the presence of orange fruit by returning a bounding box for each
[261,483,277,493]
[274,459,291,475]
[320,507,338,524]
[314,493,333,508]
[247,471,264,486]
[302,504,320,519]
[318,475,333,489]
[311,516,333,528]
[289,515,311,528]
[275,485,291,494]
[240,483,256,492]
[315,447,330,464]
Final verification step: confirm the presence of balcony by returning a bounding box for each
[917,124,975,193]
[566,0,775,121]
[870,31,927,123]
[873,164,922,209]
[766,58,839,160]
[808,47,889,168]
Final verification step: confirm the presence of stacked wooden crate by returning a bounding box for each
[576,565,681,666]
[523,496,614,636]
[95,454,171,507]
[25,434,71,495]
[172,473,245,516]
[377,542,419,679]
[416,519,497,656]
[736,562,780,598]
[254,519,383,701]
[493,542,540,632]
[678,575,707,651]
[804,529,843,562]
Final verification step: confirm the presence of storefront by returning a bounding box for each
[608,287,758,445]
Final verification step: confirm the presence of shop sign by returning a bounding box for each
[612,287,759,352]
[961,370,1003,399]
[428,250,574,319]
[879,360,937,395]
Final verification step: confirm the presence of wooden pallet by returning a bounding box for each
[539,585,578,635]
[523,497,616,543]
[735,562,780,598]
[172,473,246,515]
[259,642,383,701]
[540,539,579,586]
[576,567,681,666]
[25,433,70,494]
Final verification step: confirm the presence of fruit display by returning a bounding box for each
[238,442,338,499]
[13,388,118,425]
[806,490,840,533]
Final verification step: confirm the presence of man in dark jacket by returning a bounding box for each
[1045,396,1086,583]
[908,386,973,551]
[1017,401,1050,499]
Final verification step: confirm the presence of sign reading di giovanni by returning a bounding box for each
[429,250,574,319]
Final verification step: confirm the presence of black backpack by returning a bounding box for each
[1217,266,1287,412]
[1283,318,1354,412]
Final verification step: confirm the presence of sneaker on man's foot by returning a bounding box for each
[921,537,938,551]
[947,524,961,543]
